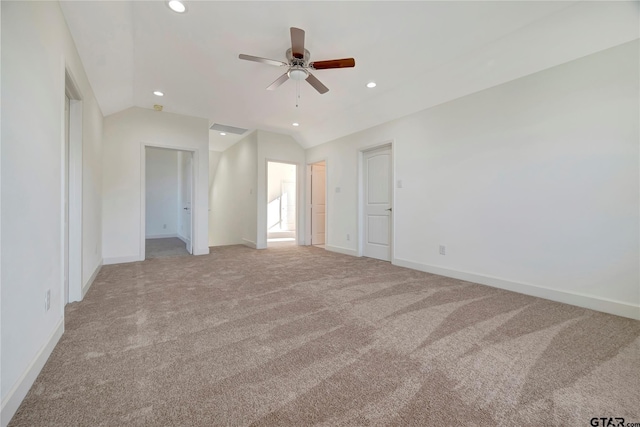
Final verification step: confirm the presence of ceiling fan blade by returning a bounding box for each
[267,72,290,91]
[306,72,329,94]
[290,27,305,59]
[239,54,287,67]
[310,58,356,70]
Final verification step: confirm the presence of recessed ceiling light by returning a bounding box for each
[168,0,186,13]
[292,122,299,127]
[220,132,226,136]
[153,91,164,96]
[366,82,377,88]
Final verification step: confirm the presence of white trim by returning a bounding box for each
[145,233,179,239]
[192,246,210,256]
[242,238,257,249]
[393,257,640,320]
[103,255,143,265]
[326,244,359,257]
[1,319,64,427]
[82,262,102,298]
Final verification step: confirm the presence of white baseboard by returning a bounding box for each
[326,244,358,257]
[82,262,102,298]
[193,247,210,256]
[103,255,142,265]
[242,238,257,249]
[145,233,178,239]
[393,257,640,320]
[1,318,64,427]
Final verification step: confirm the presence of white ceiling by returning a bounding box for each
[59,1,639,151]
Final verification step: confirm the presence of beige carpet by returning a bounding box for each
[9,245,640,426]
[145,237,190,259]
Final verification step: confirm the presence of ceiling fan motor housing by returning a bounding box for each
[286,48,310,65]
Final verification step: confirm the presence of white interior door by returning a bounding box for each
[311,162,326,245]
[182,152,193,254]
[363,146,392,261]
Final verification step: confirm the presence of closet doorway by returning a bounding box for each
[144,147,194,259]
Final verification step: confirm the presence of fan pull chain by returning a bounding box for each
[296,80,300,108]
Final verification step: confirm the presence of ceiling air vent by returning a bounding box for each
[209,123,248,135]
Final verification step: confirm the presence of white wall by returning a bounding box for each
[210,132,258,247]
[102,107,209,262]
[209,151,222,189]
[307,41,639,319]
[145,148,178,238]
[81,89,104,290]
[210,131,305,247]
[256,131,306,249]
[1,1,104,424]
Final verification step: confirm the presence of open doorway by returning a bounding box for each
[309,161,326,248]
[267,161,297,247]
[144,147,194,259]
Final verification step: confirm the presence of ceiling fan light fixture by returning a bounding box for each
[288,67,308,81]
[167,0,186,13]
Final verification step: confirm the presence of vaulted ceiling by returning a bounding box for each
[59,1,639,150]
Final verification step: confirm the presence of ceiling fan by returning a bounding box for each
[239,27,355,94]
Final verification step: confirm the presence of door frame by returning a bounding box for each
[305,159,328,247]
[357,141,394,259]
[63,69,83,305]
[140,144,198,260]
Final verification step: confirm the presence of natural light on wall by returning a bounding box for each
[267,161,297,244]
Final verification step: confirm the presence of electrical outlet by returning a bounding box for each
[335,187,341,193]
[397,180,403,188]
[439,245,446,255]
[44,289,51,311]
[346,234,350,241]
[163,224,167,229]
